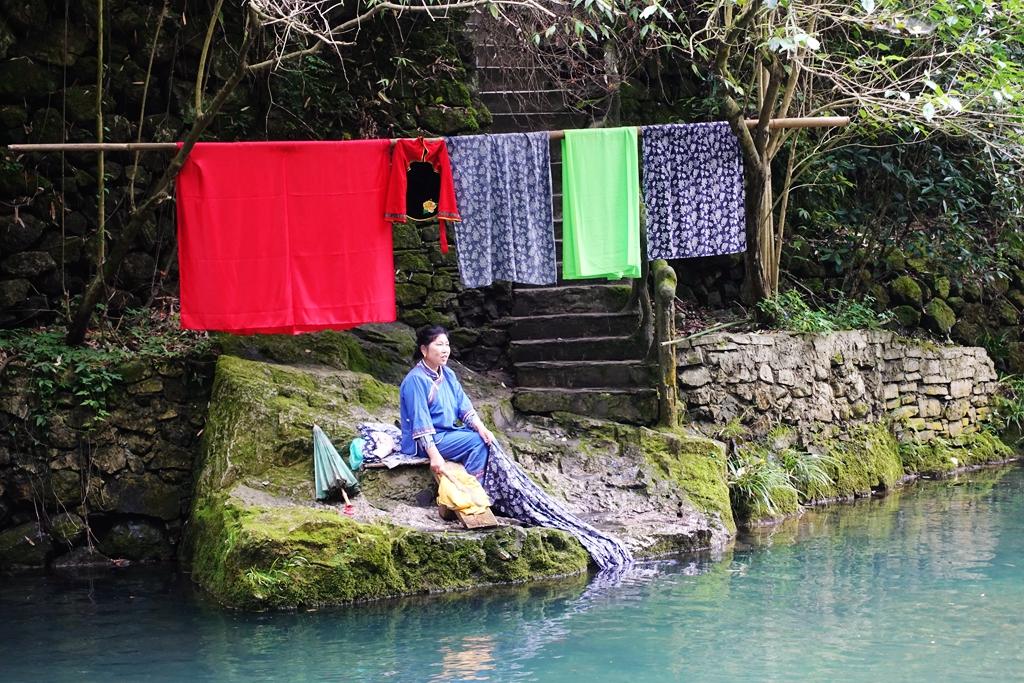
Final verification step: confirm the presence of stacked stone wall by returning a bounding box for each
[677,331,999,442]
[0,357,214,568]
[392,222,512,370]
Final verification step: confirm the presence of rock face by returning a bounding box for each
[677,331,999,444]
[0,356,214,568]
[183,353,731,609]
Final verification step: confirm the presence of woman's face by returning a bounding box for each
[420,334,450,368]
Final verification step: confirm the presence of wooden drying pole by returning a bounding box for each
[7,116,850,153]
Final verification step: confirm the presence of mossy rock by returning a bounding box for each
[905,257,929,274]
[184,355,599,608]
[898,431,1012,476]
[816,424,905,498]
[951,320,983,346]
[892,305,921,328]
[923,298,956,335]
[216,328,411,384]
[986,272,1011,298]
[882,250,906,272]
[0,522,53,569]
[639,428,735,534]
[188,495,588,610]
[867,284,890,309]
[889,275,923,306]
[994,299,1020,326]
[960,279,983,302]
[932,276,951,299]
[1006,342,1024,374]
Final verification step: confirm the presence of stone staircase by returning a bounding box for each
[472,24,658,424]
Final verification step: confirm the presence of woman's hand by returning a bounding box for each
[477,425,495,446]
[429,453,448,477]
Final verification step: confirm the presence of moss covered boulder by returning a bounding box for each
[923,298,956,335]
[184,353,729,609]
[890,275,924,306]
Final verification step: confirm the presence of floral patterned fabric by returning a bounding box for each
[641,122,746,260]
[445,133,557,288]
[483,442,633,569]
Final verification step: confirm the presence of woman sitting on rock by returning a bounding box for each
[399,325,495,480]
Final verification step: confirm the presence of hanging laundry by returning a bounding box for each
[385,137,461,253]
[176,140,397,334]
[561,127,641,280]
[641,122,746,260]
[445,132,556,288]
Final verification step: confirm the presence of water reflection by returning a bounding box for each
[1,465,1023,682]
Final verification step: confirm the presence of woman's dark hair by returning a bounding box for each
[412,325,449,362]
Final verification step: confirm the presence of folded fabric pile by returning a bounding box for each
[356,422,428,469]
[482,443,633,569]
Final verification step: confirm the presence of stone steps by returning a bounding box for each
[506,310,641,341]
[509,335,639,363]
[512,387,658,425]
[516,360,656,389]
[472,30,656,425]
[510,284,631,315]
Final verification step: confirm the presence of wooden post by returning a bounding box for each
[652,259,679,428]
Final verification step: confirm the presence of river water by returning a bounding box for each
[2,465,1023,682]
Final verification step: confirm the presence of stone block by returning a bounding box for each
[776,369,796,386]
[924,385,949,396]
[922,374,948,385]
[893,405,919,420]
[758,364,774,383]
[942,401,966,421]
[883,384,899,400]
[128,377,164,396]
[679,366,712,388]
[678,349,704,367]
[949,379,972,398]
[918,398,943,418]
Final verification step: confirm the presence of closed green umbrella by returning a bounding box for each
[313,424,359,502]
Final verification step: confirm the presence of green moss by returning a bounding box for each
[639,428,735,534]
[216,331,372,373]
[899,430,1013,476]
[924,298,956,334]
[185,354,593,609]
[187,497,587,609]
[816,423,905,498]
[890,275,923,306]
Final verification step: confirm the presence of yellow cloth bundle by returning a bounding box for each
[437,463,491,515]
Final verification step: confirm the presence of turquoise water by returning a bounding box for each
[3,465,1024,682]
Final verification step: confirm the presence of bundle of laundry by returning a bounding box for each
[355,422,428,469]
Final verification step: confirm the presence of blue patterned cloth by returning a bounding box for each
[483,443,633,569]
[641,122,746,260]
[445,132,557,288]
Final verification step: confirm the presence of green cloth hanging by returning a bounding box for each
[313,424,359,501]
[561,127,641,280]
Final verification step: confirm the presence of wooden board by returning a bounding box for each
[456,508,498,529]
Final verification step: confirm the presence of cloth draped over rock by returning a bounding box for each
[482,443,633,569]
[175,140,397,334]
[446,132,557,288]
[641,122,746,260]
[560,127,641,281]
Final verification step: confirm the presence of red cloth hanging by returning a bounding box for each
[384,137,461,253]
[176,140,397,334]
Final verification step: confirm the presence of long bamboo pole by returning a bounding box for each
[7,116,850,153]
